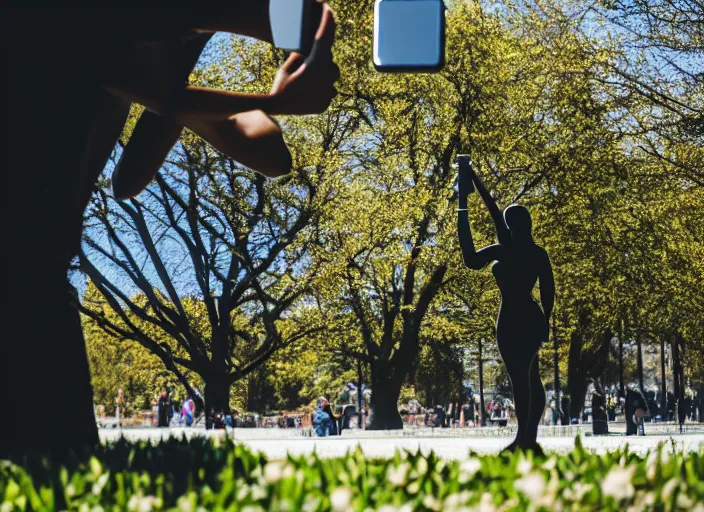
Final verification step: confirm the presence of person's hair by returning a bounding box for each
[503,204,532,234]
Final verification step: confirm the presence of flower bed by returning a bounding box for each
[1,437,702,511]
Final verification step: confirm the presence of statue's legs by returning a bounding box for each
[500,343,544,453]
[525,353,546,445]
[501,351,530,450]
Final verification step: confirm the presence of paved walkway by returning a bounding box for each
[99,428,704,460]
[234,435,704,460]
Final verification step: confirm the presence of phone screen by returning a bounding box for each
[270,0,316,54]
[373,0,445,72]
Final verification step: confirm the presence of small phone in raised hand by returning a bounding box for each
[456,155,476,194]
[373,0,446,73]
[269,0,323,55]
[456,155,471,169]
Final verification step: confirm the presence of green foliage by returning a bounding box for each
[82,282,204,416]
[2,439,704,510]
[414,341,464,408]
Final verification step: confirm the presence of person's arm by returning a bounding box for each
[97,5,276,44]
[538,248,555,322]
[192,4,276,42]
[457,163,502,269]
[457,210,502,270]
[468,168,511,246]
[104,5,338,120]
[102,84,272,123]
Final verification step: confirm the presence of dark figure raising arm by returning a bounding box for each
[456,157,504,270]
[456,155,554,455]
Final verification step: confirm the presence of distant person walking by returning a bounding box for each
[625,385,648,436]
[435,405,446,428]
[313,397,331,437]
[157,392,170,427]
[461,401,472,426]
[322,400,339,435]
[181,397,196,427]
[591,383,608,435]
[116,388,124,427]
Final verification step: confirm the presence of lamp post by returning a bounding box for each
[636,330,645,393]
[618,318,625,399]
[660,333,667,419]
[553,313,560,425]
[357,358,364,430]
[478,338,486,427]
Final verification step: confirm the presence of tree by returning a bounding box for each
[78,132,337,423]
[83,282,203,416]
[263,332,359,411]
[566,313,613,419]
[414,341,464,409]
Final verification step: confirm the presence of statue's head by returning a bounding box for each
[503,204,532,240]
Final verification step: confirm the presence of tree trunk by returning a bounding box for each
[357,360,364,415]
[204,376,231,428]
[618,318,625,399]
[569,379,588,421]
[367,364,403,430]
[673,334,686,429]
[636,330,645,392]
[567,329,586,421]
[552,316,561,421]
[567,322,612,422]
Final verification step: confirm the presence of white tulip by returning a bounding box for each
[330,487,353,512]
[600,466,635,501]
[514,472,546,501]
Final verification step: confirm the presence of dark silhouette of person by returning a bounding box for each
[456,156,555,454]
[322,402,339,435]
[560,396,571,425]
[677,393,688,431]
[434,405,447,428]
[461,401,472,425]
[3,6,339,459]
[667,391,676,421]
[590,380,608,435]
[625,385,648,435]
[157,392,170,427]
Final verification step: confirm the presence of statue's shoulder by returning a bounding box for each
[536,245,550,260]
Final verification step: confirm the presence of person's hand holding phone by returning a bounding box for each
[108,2,340,199]
[269,4,340,115]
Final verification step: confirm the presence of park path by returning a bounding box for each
[99,428,704,460]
